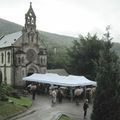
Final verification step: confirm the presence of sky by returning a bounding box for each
[0,0,120,43]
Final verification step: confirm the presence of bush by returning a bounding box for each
[0,95,8,101]
[11,90,21,99]
[0,84,14,96]
[0,84,14,101]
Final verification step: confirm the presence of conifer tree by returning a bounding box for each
[91,26,120,120]
[67,33,104,80]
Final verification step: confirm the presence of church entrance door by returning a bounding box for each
[26,67,38,86]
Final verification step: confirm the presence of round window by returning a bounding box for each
[26,49,37,62]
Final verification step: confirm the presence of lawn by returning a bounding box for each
[9,96,32,107]
[58,115,73,120]
[0,96,32,120]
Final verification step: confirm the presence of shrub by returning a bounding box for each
[11,90,21,99]
[0,83,14,101]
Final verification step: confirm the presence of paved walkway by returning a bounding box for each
[9,95,93,120]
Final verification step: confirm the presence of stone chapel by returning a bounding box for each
[0,3,47,86]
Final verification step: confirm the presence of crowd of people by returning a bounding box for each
[26,82,95,119]
[26,82,95,103]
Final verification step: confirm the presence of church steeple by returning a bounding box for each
[25,2,36,30]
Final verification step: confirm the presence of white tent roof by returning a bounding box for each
[22,73,97,87]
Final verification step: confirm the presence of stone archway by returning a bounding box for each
[27,68,34,76]
[26,65,39,86]
[27,66,38,76]
[26,67,38,86]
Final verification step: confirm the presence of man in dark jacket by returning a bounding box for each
[57,89,63,103]
[83,99,89,119]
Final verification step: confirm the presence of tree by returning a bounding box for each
[47,47,69,69]
[91,27,120,120]
[67,33,104,80]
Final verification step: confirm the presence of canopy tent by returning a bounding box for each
[22,73,97,87]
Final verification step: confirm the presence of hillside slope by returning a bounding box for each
[0,18,22,35]
[0,18,75,48]
[0,18,120,56]
[39,31,75,48]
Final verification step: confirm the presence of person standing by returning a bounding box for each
[30,83,37,100]
[27,83,32,93]
[51,89,57,106]
[83,99,89,119]
[57,88,63,103]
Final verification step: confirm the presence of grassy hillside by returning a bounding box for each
[39,31,75,48]
[0,18,120,57]
[0,18,22,35]
[0,18,75,49]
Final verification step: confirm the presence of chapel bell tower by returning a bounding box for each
[25,2,36,31]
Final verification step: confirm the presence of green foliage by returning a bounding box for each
[0,83,14,101]
[67,33,104,80]
[58,115,73,120]
[91,28,120,120]
[0,101,26,120]
[112,42,120,57]
[8,97,32,107]
[47,46,70,70]
[40,30,74,70]
[0,95,32,120]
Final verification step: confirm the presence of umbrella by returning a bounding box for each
[74,88,83,96]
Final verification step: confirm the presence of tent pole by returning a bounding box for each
[84,86,86,99]
[70,87,73,102]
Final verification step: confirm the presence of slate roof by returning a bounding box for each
[47,69,69,76]
[0,31,22,48]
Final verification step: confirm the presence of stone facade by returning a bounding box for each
[0,3,47,86]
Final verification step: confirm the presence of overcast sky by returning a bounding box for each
[0,0,120,42]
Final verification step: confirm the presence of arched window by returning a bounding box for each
[28,32,30,38]
[22,57,24,63]
[44,57,46,64]
[22,70,24,76]
[18,57,21,64]
[31,17,34,25]
[7,52,10,63]
[31,34,34,42]
[41,57,43,64]
[1,53,4,64]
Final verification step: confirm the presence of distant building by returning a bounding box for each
[47,69,68,76]
[0,3,47,86]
